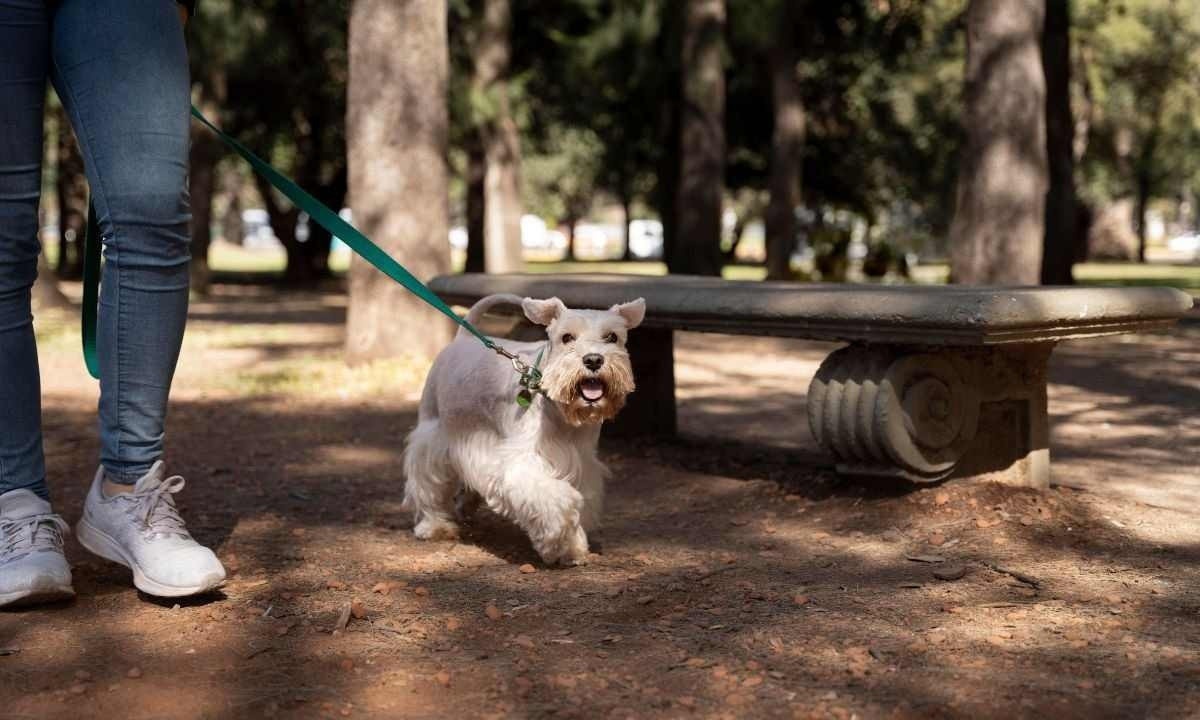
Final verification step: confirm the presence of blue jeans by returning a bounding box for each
[0,0,191,499]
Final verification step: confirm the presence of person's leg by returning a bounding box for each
[0,0,75,608]
[49,0,191,483]
[53,0,224,597]
[0,0,50,501]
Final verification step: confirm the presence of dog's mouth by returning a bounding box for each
[577,377,606,403]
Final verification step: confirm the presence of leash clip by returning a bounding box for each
[492,343,546,408]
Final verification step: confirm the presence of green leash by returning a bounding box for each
[82,105,542,404]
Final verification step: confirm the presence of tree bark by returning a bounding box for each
[473,0,523,274]
[54,106,87,280]
[564,220,577,262]
[1133,125,1160,264]
[33,254,70,311]
[465,136,486,273]
[949,0,1047,285]
[1040,0,1075,285]
[188,105,223,296]
[620,194,634,261]
[346,0,453,363]
[764,39,805,281]
[668,0,725,277]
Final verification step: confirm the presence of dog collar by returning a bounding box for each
[514,345,547,408]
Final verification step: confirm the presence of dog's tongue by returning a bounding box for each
[580,378,605,401]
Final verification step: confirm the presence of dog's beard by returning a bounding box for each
[541,351,635,426]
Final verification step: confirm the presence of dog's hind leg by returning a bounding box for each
[402,421,461,541]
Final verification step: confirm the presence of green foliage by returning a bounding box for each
[1075,0,1200,207]
[522,125,604,225]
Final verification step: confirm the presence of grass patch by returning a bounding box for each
[218,354,430,399]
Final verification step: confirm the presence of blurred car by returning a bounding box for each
[1167,232,1200,259]
[628,219,663,259]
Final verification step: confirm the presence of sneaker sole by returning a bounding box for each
[76,518,225,598]
[0,585,75,609]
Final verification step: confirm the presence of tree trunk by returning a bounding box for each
[724,215,748,263]
[1134,170,1151,264]
[564,221,577,262]
[284,179,344,285]
[620,194,634,261]
[764,40,805,281]
[473,0,523,274]
[346,0,453,363]
[54,107,87,280]
[465,137,486,273]
[33,254,70,311]
[949,0,1047,285]
[669,0,725,277]
[1133,125,1160,264]
[188,125,221,296]
[1040,0,1075,285]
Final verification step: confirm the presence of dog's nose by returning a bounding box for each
[582,353,604,372]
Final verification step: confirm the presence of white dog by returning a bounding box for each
[402,294,645,565]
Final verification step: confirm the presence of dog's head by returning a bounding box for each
[521,296,645,426]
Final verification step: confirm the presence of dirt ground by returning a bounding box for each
[2,285,1198,720]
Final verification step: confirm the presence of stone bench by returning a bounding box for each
[430,273,1193,489]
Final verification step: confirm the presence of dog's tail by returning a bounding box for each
[459,293,526,338]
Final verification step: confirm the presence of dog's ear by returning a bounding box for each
[610,298,646,329]
[522,297,566,326]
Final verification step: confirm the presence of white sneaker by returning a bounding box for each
[0,489,75,608]
[76,462,226,597]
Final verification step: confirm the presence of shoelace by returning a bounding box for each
[122,475,191,538]
[0,513,69,559]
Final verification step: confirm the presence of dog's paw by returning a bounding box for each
[538,525,589,566]
[414,517,461,541]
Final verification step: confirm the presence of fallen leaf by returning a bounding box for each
[485,604,503,621]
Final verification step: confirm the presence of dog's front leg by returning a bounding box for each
[487,464,589,566]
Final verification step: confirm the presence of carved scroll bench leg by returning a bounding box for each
[807,343,1053,489]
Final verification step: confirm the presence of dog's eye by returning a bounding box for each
[561,333,575,344]
[603,332,619,343]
